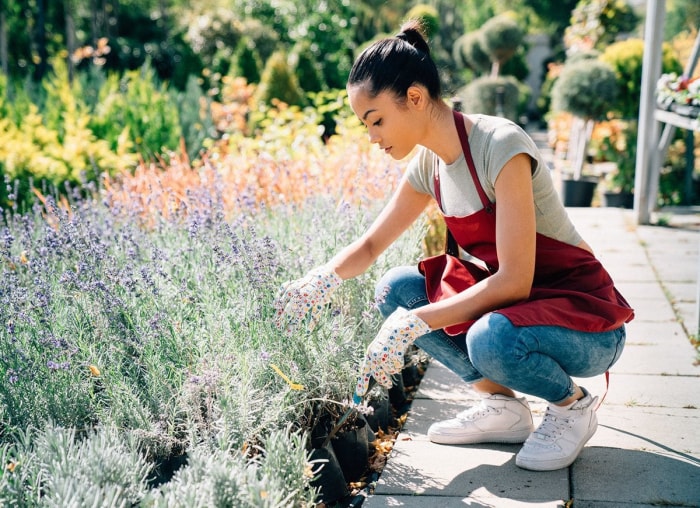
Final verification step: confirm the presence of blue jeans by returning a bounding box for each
[375,266,626,404]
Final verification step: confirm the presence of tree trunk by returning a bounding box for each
[0,8,8,79]
[570,117,594,180]
[65,0,76,81]
[490,59,500,78]
[34,0,49,80]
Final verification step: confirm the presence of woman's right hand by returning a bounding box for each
[273,266,342,334]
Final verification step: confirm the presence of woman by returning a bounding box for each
[274,20,633,472]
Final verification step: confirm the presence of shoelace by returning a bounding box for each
[532,410,572,441]
[456,401,497,421]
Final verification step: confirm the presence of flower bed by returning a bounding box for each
[0,114,430,505]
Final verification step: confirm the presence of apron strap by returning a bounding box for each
[434,112,493,214]
[453,110,493,212]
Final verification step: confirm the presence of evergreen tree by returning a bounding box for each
[232,38,261,84]
[291,40,324,94]
[254,50,304,107]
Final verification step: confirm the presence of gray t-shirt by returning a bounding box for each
[406,114,582,246]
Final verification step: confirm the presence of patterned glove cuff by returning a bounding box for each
[391,307,433,336]
[310,265,343,287]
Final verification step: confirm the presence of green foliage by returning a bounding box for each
[523,0,580,37]
[172,75,217,161]
[551,59,618,121]
[600,39,683,120]
[0,100,136,210]
[255,51,306,107]
[405,4,440,39]
[480,12,525,66]
[182,7,244,75]
[144,428,317,506]
[0,425,151,507]
[454,12,525,79]
[565,0,640,53]
[453,32,492,74]
[665,0,700,40]
[457,75,529,122]
[90,65,182,160]
[233,38,263,84]
[291,40,325,94]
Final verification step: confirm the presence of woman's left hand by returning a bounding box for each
[355,308,431,397]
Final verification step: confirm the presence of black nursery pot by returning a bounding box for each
[364,395,391,433]
[309,443,349,504]
[388,372,407,409]
[603,191,634,209]
[331,417,370,483]
[402,362,420,387]
[562,178,597,207]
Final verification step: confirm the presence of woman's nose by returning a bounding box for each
[368,129,380,144]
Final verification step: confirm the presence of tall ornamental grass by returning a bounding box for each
[0,116,426,504]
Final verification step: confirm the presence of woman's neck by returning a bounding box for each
[420,101,469,165]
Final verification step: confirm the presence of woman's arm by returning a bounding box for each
[412,152,537,330]
[328,175,432,279]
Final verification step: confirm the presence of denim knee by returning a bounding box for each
[466,313,517,375]
[374,265,429,317]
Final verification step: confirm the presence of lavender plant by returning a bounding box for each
[0,168,425,503]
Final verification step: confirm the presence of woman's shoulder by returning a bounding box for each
[469,114,525,139]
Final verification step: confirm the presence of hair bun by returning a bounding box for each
[396,23,430,55]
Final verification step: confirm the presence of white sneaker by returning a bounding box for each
[427,394,534,445]
[516,388,598,471]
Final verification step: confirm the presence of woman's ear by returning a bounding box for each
[406,85,426,110]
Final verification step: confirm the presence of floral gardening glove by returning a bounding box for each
[274,266,342,334]
[355,307,432,397]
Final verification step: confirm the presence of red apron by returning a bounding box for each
[418,111,634,336]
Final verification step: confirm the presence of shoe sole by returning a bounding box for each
[428,428,533,445]
[515,420,598,471]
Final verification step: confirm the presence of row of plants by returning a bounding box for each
[543,27,696,207]
[0,103,437,504]
[0,56,215,210]
[656,72,700,117]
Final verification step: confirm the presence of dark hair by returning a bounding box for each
[348,20,441,102]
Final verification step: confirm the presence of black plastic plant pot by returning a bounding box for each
[389,372,407,408]
[331,417,370,483]
[309,411,335,449]
[309,443,349,504]
[365,395,391,433]
[402,362,421,387]
[562,178,597,207]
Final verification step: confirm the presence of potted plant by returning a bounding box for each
[597,39,682,207]
[594,120,636,208]
[550,58,619,206]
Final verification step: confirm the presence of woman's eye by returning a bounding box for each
[373,119,382,126]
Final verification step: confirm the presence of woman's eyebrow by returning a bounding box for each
[362,108,377,121]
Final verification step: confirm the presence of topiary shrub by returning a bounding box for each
[479,13,524,76]
[551,59,618,121]
[453,32,492,75]
[405,4,440,39]
[551,58,618,180]
[457,75,527,122]
[254,51,305,107]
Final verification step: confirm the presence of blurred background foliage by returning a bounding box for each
[0,0,698,210]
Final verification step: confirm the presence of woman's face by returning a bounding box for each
[347,85,420,160]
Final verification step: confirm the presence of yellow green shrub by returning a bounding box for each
[0,103,137,201]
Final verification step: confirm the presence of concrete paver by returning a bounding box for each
[364,207,700,507]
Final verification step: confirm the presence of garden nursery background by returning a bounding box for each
[0,0,699,506]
